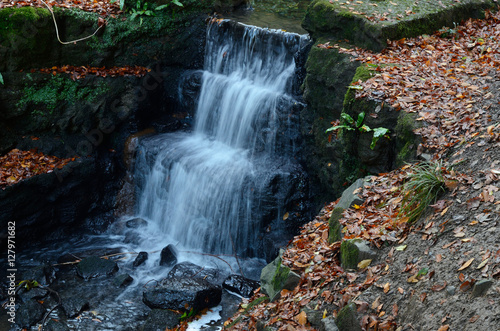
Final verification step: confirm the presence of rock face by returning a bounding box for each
[143,277,222,311]
[303,0,496,51]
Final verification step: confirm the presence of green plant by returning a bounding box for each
[125,0,184,24]
[180,307,196,322]
[326,111,390,149]
[0,72,4,85]
[398,161,447,223]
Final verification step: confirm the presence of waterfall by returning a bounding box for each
[135,20,310,259]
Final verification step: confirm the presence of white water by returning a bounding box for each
[135,20,308,260]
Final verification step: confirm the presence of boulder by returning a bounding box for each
[335,302,362,331]
[340,239,377,270]
[76,256,119,280]
[15,299,45,329]
[126,217,148,229]
[143,277,222,311]
[336,178,366,210]
[223,274,260,298]
[22,264,56,286]
[328,207,344,244]
[471,279,494,298]
[260,253,301,302]
[159,244,178,267]
[142,309,182,331]
[166,262,223,284]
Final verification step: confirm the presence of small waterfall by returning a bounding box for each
[135,20,310,260]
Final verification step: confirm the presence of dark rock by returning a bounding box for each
[76,256,118,280]
[22,264,56,286]
[143,277,222,311]
[133,251,149,267]
[113,273,134,287]
[166,262,223,284]
[303,307,339,331]
[59,294,90,318]
[143,309,181,331]
[222,274,260,298]
[18,287,49,302]
[15,300,45,329]
[124,231,141,244]
[336,178,367,210]
[126,217,148,228]
[45,319,70,331]
[471,279,494,298]
[159,244,178,268]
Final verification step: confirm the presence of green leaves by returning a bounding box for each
[0,72,4,85]
[325,111,390,149]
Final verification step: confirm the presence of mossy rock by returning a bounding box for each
[303,0,496,51]
[328,207,344,243]
[260,254,301,301]
[336,302,362,331]
[340,239,377,270]
[395,111,422,166]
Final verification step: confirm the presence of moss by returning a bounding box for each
[340,239,361,270]
[17,75,109,117]
[336,302,361,331]
[272,263,290,290]
[328,207,344,243]
[395,111,421,166]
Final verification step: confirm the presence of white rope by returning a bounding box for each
[39,0,105,45]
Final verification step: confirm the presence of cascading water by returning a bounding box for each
[134,20,310,264]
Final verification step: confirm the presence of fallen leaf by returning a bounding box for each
[438,325,450,331]
[358,259,372,269]
[295,311,307,326]
[476,258,489,269]
[383,282,390,294]
[458,258,474,271]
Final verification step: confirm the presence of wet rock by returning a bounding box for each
[143,277,222,311]
[126,217,148,228]
[15,299,45,329]
[335,302,362,331]
[113,273,134,288]
[222,274,260,298]
[471,279,493,298]
[124,231,141,245]
[133,251,148,267]
[143,309,182,331]
[59,293,90,318]
[22,264,56,286]
[18,287,49,302]
[76,256,119,280]
[261,253,301,302]
[159,244,178,267]
[45,319,70,331]
[166,262,223,284]
[340,239,377,270]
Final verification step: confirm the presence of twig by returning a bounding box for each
[39,0,105,45]
[229,233,244,277]
[39,285,61,331]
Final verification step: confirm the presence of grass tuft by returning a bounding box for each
[398,161,447,224]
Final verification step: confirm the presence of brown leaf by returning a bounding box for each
[458,258,474,271]
[438,325,450,331]
[295,311,307,326]
[431,282,447,292]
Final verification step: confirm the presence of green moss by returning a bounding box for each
[336,302,361,331]
[17,75,109,116]
[272,263,290,290]
[395,111,421,166]
[328,207,344,243]
[340,239,361,270]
